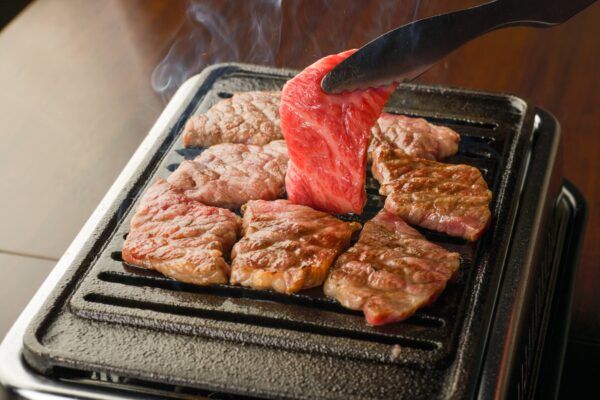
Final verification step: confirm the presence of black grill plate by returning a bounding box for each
[22,64,538,399]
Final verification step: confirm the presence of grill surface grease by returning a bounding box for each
[22,64,536,400]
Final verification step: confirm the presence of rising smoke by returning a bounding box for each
[151,0,421,100]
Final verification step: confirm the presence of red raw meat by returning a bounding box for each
[280,50,396,214]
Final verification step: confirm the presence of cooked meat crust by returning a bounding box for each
[168,140,288,209]
[324,210,460,326]
[372,144,492,241]
[122,179,241,285]
[369,113,460,161]
[183,91,283,147]
[230,200,360,294]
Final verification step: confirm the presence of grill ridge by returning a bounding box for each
[82,293,441,351]
[96,270,446,328]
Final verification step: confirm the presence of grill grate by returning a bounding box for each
[23,64,540,400]
[68,103,498,366]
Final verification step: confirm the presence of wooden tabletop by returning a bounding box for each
[0,0,598,345]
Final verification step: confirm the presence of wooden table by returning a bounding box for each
[0,0,598,385]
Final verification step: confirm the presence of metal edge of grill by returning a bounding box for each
[476,108,571,399]
[14,63,555,400]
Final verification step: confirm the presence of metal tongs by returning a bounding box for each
[321,0,597,93]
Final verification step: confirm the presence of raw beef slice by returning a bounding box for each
[280,49,396,214]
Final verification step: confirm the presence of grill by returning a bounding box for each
[0,64,586,399]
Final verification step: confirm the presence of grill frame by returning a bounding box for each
[14,63,566,399]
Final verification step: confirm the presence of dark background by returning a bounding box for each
[0,0,598,397]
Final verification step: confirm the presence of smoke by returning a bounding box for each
[152,0,421,100]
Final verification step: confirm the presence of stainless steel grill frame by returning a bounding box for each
[0,64,585,400]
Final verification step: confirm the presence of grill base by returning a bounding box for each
[10,64,574,399]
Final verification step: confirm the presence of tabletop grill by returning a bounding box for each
[0,64,586,399]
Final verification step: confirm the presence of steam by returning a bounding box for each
[152,0,421,100]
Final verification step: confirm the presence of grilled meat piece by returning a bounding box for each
[230,200,360,294]
[369,113,460,161]
[372,144,492,241]
[167,140,288,209]
[183,91,283,147]
[122,179,240,285]
[324,210,460,326]
[280,50,396,214]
